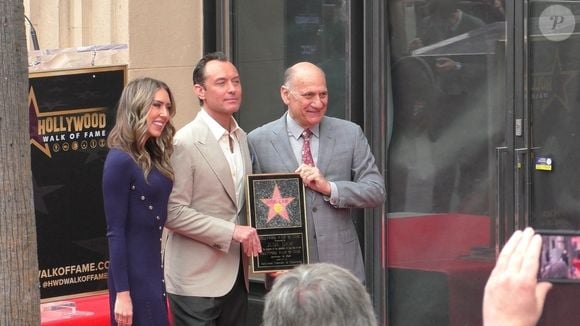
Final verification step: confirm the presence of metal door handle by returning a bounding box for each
[495,146,508,254]
[514,148,529,230]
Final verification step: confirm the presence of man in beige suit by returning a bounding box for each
[164,52,262,326]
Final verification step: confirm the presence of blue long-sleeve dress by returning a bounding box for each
[102,149,172,326]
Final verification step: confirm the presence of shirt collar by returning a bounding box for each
[286,112,319,139]
[199,108,240,140]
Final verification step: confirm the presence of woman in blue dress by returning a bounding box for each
[102,77,176,326]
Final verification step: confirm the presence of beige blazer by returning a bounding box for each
[164,115,251,297]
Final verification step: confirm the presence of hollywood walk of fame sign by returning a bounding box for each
[29,66,126,299]
[246,173,309,273]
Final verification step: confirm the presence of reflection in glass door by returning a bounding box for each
[386,0,580,324]
[386,0,507,324]
[526,2,580,323]
[528,1,580,231]
[233,0,350,132]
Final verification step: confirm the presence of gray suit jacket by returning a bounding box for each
[248,113,385,282]
[164,114,251,297]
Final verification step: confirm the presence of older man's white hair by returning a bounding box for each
[262,263,377,326]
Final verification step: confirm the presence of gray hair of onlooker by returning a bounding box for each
[262,263,377,326]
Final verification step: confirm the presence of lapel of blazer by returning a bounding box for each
[238,130,252,176]
[307,116,335,204]
[315,116,335,176]
[270,113,299,172]
[190,116,237,206]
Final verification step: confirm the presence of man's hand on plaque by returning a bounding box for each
[267,270,288,279]
[233,225,262,257]
[295,164,331,196]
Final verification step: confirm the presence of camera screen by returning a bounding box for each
[539,232,580,282]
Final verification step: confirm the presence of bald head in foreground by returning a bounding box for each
[262,263,377,326]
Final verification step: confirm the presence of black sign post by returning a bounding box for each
[29,66,126,299]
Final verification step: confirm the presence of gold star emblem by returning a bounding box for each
[260,183,295,223]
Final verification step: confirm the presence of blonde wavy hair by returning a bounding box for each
[107,77,176,181]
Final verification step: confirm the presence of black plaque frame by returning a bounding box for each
[246,173,309,273]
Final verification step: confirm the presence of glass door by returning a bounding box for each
[528,1,580,231]
[386,0,580,324]
[526,1,580,323]
[386,0,509,324]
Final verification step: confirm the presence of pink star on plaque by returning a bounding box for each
[260,184,295,222]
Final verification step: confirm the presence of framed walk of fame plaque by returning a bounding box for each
[246,173,309,273]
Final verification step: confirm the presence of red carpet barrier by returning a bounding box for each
[41,294,110,325]
[387,213,491,264]
[387,213,494,325]
[41,294,176,325]
[387,213,580,325]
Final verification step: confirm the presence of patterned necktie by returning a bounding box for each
[301,129,314,166]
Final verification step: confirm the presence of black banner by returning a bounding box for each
[29,66,126,299]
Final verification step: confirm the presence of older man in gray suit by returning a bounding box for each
[248,62,385,285]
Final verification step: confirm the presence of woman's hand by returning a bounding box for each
[114,291,133,326]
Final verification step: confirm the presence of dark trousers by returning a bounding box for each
[168,265,247,326]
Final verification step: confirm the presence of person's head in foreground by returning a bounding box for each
[483,227,552,326]
[262,263,377,326]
